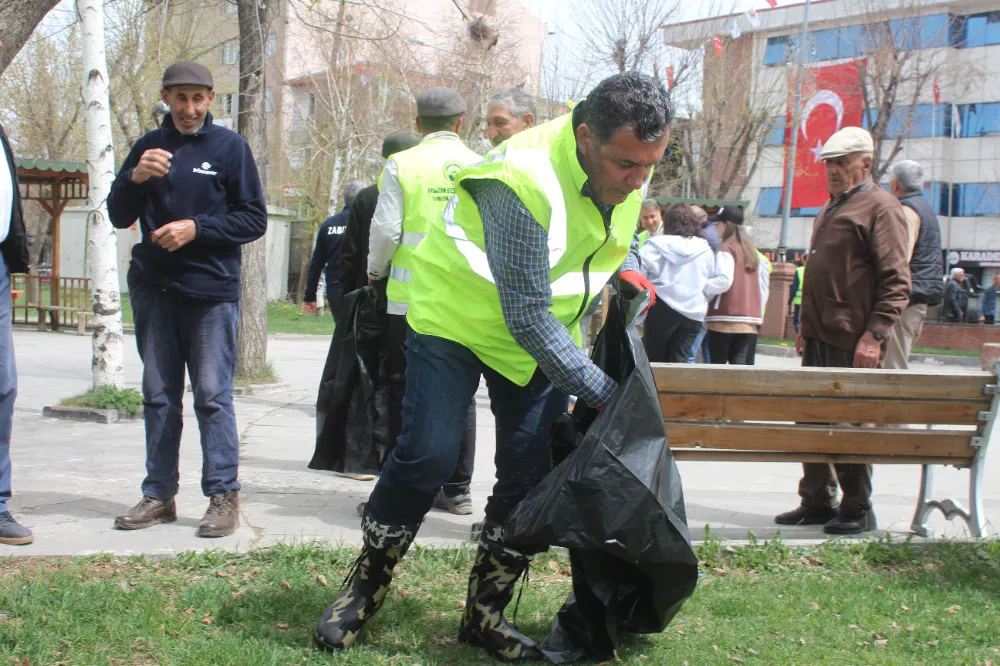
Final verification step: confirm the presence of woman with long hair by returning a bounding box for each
[639,203,730,362]
[705,206,764,365]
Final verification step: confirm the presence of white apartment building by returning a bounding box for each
[664,0,1000,282]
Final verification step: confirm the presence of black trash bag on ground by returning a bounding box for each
[504,291,699,664]
[309,285,391,475]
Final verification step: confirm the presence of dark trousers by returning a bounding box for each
[798,338,873,513]
[707,330,757,365]
[368,330,567,526]
[0,255,16,512]
[793,305,801,333]
[642,301,702,363]
[130,282,241,499]
[388,315,475,493]
[326,289,342,326]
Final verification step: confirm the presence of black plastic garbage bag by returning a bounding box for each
[309,285,391,475]
[505,291,699,663]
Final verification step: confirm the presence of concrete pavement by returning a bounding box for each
[2,328,995,557]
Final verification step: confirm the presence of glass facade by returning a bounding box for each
[957,103,1000,137]
[862,103,953,138]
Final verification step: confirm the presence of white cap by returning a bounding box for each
[820,127,874,160]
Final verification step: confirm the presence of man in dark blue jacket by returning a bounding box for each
[303,180,366,322]
[107,61,267,538]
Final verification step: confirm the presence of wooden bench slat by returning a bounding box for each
[665,421,975,459]
[659,394,987,425]
[653,363,991,401]
[671,450,974,467]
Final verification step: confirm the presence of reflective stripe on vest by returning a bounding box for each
[390,265,412,282]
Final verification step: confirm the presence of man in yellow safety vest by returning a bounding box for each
[315,72,672,662]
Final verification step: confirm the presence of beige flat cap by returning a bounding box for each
[819,126,874,160]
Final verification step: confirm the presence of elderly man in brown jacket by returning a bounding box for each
[775,127,911,536]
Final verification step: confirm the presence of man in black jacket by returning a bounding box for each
[107,61,267,538]
[943,268,970,323]
[339,134,419,299]
[0,120,33,546]
[303,180,365,321]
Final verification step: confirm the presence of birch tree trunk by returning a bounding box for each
[235,0,269,378]
[77,0,124,389]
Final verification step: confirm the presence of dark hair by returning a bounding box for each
[418,113,463,133]
[663,203,701,238]
[573,72,673,144]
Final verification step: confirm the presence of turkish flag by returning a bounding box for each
[665,65,675,89]
[786,60,866,210]
[764,0,777,7]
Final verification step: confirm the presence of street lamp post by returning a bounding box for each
[777,0,812,264]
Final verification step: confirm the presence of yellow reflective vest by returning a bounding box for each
[406,112,643,386]
[384,137,480,312]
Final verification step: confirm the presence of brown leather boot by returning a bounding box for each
[114,496,177,530]
[198,491,240,538]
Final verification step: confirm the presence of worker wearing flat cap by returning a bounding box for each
[107,60,267,539]
[364,92,481,494]
[774,126,910,537]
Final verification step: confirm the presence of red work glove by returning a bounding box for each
[618,270,656,313]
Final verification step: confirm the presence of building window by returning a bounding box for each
[863,103,952,138]
[220,92,238,116]
[957,103,1000,137]
[265,87,274,114]
[223,41,239,65]
[809,28,839,61]
[755,188,783,216]
[225,0,237,14]
[763,36,790,66]
[265,34,277,59]
[890,14,950,50]
[954,11,1000,48]
[754,187,823,217]
[921,182,953,216]
[763,116,787,146]
[956,183,1000,216]
[292,91,315,130]
[765,14,955,66]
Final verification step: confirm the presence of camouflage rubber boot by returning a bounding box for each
[458,522,543,663]
[314,508,418,651]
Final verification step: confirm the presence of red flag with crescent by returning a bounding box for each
[787,60,866,209]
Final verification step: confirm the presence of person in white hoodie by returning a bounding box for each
[640,203,730,362]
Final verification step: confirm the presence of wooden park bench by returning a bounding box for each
[652,363,995,538]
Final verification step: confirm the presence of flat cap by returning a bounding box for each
[162,60,214,90]
[820,126,874,160]
[416,87,466,118]
[382,133,421,159]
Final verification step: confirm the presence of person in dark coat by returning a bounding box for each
[303,180,366,322]
[943,268,970,322]
[0,119,33,546]
[339,134,420,299]
[107,61,267,539]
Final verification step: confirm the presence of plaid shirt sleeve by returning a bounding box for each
[470,178,618,408]
[621,234,641,273]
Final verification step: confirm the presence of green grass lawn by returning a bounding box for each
[115,296,335,337]
[1,537,997,665]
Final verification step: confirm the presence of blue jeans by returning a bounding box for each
[130,281,240,499]
[367,331,568,527]
[688,324,710,364]
[0,255,16,512]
